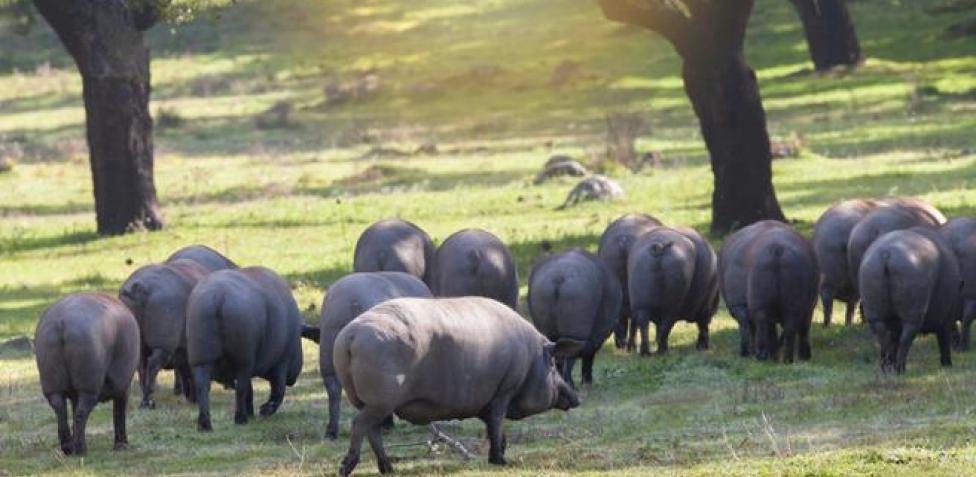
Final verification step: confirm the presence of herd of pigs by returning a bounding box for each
[31,196,976,475]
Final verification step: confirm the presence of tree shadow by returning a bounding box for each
[0,229,99,256]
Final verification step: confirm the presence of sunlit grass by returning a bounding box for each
[2,0,976,474]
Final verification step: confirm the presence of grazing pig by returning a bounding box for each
[186,267,303,431]
[166,244,237,273]
[597,213,662,348]
[558,175,625,209]
[812,199,882,326]
[882,197,947,225]
[859,227,960,373]
[627,226,719,355]
[119,259,209,409]
[719,220,789,357]
[527,248,622,386]
[317,272,432,439]
[847,204,942,292]
[333,297,580,476]
[741,226,819,362]
[353,219,435,284]
[430,228,519,309]
[34,293,140,455]
[940,217,976,349]
[534,158,588,184]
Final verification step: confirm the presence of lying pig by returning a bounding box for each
[742,226,819,362]
[627,226,719,355]
[859,227,960,373]
[317,272,432,439]
[527,248,621,386]
[166,244,237,273]
[353,219,435,284]
[186,267,303,431]
[812,199,882,326]
[334,297,580,476]
[119,259,209,408]
[430,228,519,309]
[35,293,140,455]
[597,213,662,348]
[719,220,789,357]
[847,204,942,292]
[940,217,976,349]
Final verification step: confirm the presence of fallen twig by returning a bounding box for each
[429,423,476,461]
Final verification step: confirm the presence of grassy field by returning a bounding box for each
[2,0,976,475]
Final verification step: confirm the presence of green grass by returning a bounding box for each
[2,0,976,475]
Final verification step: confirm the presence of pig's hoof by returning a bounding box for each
[139,399,155,410]
[941,357,952,367]
[259,402,278,416]
[339,454,360,477]
[113,441,129,451]
[489,455,508,466]
[235,412,249,425]
[377,459,394,474]
[325,430,338,440]
[198,419,213,432]
[60,444,74,455]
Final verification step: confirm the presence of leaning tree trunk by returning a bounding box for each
[33,0,163,235]
[790,0,863,72]
[682,50,786,234]
[597,0,786,235]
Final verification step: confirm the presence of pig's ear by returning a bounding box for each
[553,338,585,358]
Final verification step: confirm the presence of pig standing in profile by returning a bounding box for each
[166,244,238,273]
[847,202,943,293]
[333,297,579,476]
[353,219,435,284]
[859,227,960,373]
[812,199,882,326]
[597,213,661,348]
[34,293,140,455]
[940,217,976,349]
[314,271,432,439]
[429,228,519,309]
[627,226,719,355]
[119,259,209,409]
[186,267,303,431]
[719,220,787,357]
[527,248,621,387]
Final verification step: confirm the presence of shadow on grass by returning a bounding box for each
[0,229,99,256]
[777,158,976,211]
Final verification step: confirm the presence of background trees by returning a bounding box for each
[598,0,786,234]
[790,0,863,72]
[32,0,164,235]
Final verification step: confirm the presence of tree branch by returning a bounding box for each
[596,0,690,49]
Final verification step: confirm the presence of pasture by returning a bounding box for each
[2,0,976,475]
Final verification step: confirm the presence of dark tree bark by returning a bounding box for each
[790,0,863,72]
[598,0,786,234]
[32,0,163,235]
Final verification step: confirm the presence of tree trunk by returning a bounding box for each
[33,0,163,235]
[790,0,863,72]
[682,50,786,234]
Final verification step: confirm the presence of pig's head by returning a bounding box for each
[508,339,580,419]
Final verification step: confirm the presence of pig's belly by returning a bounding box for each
[395,398,488,424]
